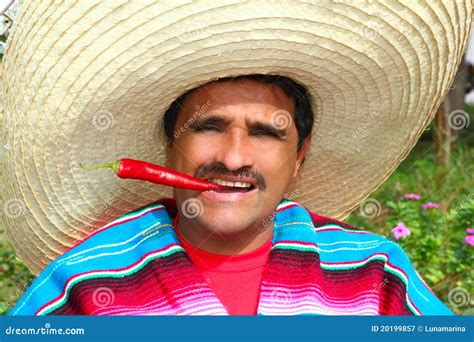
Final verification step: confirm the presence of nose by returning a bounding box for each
[216,127,254,171]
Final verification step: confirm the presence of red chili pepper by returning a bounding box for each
[79,158,230,191]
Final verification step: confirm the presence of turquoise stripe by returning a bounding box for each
[10,199,453,316]
[10,202,176,315]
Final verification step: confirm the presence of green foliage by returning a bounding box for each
[0,231,34,315]
[347,139,473,315]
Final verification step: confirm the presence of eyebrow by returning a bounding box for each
[189,115,229,129]
[251,121,286,138]
[190,114,287,138]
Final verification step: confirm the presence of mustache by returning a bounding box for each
[195,163,266,190]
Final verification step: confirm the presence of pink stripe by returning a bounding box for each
[93,285,217,315]
[260,288,381,307]
[178,303,227,315]
[36,243,182,315]
[260,295,380,309]
[261,286,380,300]
[263,250,423,315]
[259,302,379,315]
[276,203,299,212]
[98,299,224,316]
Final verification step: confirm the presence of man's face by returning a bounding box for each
[167,78,310,237]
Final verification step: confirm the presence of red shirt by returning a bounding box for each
[173,216,272,315]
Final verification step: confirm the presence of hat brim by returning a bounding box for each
[1,1,471,274]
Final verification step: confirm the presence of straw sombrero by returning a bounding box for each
[0,1,471,274]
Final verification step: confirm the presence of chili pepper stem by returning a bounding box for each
[79,161,120,174]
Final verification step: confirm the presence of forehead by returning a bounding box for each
[179,78,295,115]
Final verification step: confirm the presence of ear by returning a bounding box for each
[293,136,312,177]
[165,142,173,168]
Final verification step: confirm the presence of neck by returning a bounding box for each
[175,216,273,255]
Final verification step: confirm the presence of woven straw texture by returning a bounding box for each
[0,0,471,274]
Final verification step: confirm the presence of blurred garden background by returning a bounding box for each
[346,106,473,316]
[0,2,472,316]
[345,58,473,315]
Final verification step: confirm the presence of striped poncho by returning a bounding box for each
[10,198,452,315]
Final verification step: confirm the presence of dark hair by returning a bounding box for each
[163,74,314,151]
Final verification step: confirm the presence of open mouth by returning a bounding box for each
[207,178,257,193]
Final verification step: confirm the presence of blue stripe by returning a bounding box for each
[10,199,453,316]
[10,203,177,315]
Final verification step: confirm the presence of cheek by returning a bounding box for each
[168,135,214,171]
[264,160,296,189]
[258,148,298,189]
[169,132,299,179]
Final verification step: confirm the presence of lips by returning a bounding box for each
[201,175,259,201]
[205,176,257,193]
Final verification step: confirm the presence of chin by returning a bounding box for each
[198,213,255,236]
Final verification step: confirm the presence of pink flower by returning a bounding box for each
[404,193,421,200]
[421,202,439,209]
[391,222,411,240]
[465,235,474,246]
[466,228,474,234]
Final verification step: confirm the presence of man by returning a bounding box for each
[1,1,469,315]
[7,74,453,315]
[164,74,312,256]
[163,74,311,315]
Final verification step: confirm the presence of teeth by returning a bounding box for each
[208,178,253,188]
